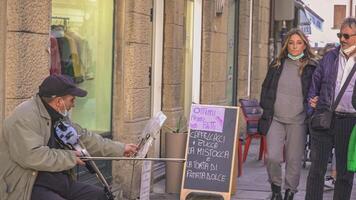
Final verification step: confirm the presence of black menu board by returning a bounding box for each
[180,104,239,199]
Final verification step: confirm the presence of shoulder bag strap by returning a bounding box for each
[332,63,356,110]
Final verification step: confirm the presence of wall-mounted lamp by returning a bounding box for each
[215,0,225,16]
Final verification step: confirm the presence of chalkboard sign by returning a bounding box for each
[180,104,239,200]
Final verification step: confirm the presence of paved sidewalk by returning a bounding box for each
[150,140,356,200]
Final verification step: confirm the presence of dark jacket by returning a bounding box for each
[308,47,340,111]
[258,58,318,134]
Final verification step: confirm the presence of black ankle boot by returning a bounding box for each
[271,183,283,200]
[284,189,294,200]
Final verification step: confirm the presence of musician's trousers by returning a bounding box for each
[31,172,107,200]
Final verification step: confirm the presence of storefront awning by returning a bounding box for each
[295,0,324,34]
[298,8,311,34]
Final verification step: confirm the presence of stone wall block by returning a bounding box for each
[5,33,49,99]
[260,0,271,9]
[202,32,212,52]
[252,57,268,80]
[211,32,227,53]
[201,52,212,82]
[124,43,151,88]
[202,32,227,53]
[163,48,183,84]
[202,0,214,32]
[162,84,183,109]
[261,7,270,23]
[238,38,249,56]
[164,23,183,49]
[165,0,184,25]
[237,55,248,79]
[202,51,227,82]
[238,79,248,98]
[121,120,149,138]
[212,81,227,104]
[253,42,268,58]
[4,98,27,117]
[202,0,229,32]
[112,161,141,198]
[260,22,270,41]
[211,52,227,81]
[200,82,213,104]
[238,11,249,39]
[125,12,152,44]
[123,88,151,121]
[126,0,152,15]
[7,0,49,33]
[239,0,249,17]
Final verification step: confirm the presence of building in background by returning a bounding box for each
[299,0,356,47]
[295,0,325,47]
[0,0,270,198]
[270,0,326,60]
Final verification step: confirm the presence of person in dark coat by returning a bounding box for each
[306,17,356,200]
[259,28,318,200]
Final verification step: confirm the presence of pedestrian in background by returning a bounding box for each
[310,43,338,190]
[306,17,356,200]
[259,28,318,200]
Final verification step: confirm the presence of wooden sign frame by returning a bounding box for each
[180,105,240,200]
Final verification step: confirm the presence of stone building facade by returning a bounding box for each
[0,0,270,198]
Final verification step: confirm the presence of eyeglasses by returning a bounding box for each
[337,32,356,40]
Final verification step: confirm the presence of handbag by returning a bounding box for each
[309,108,334,130]
[310,64,356,131]
[347,124,356,172]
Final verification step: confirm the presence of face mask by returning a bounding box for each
[59,99,69,117]
[342,45,356,56]
[288,52,304,60]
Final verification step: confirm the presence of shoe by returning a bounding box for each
[324,176,335,189]
[284,189,294,200]
[271,183,283,200]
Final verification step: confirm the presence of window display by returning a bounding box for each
[51,0,114,132]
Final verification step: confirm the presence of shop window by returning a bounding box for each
[51,0,114,133]
[334,5,346,29]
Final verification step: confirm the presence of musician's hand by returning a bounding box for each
[123,144,139,157]
[73,151,85,166]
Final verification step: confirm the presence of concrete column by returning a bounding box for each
[200,0,229,105]
[161,0,185,156]
[237,0,270,100]
[112,0,153,198]
[5,0,50,115]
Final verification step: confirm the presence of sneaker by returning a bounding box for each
[324,176,335,189]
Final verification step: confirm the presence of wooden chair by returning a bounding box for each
[239,98,266,162]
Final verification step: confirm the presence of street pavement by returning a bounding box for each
[150,139,356,200]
